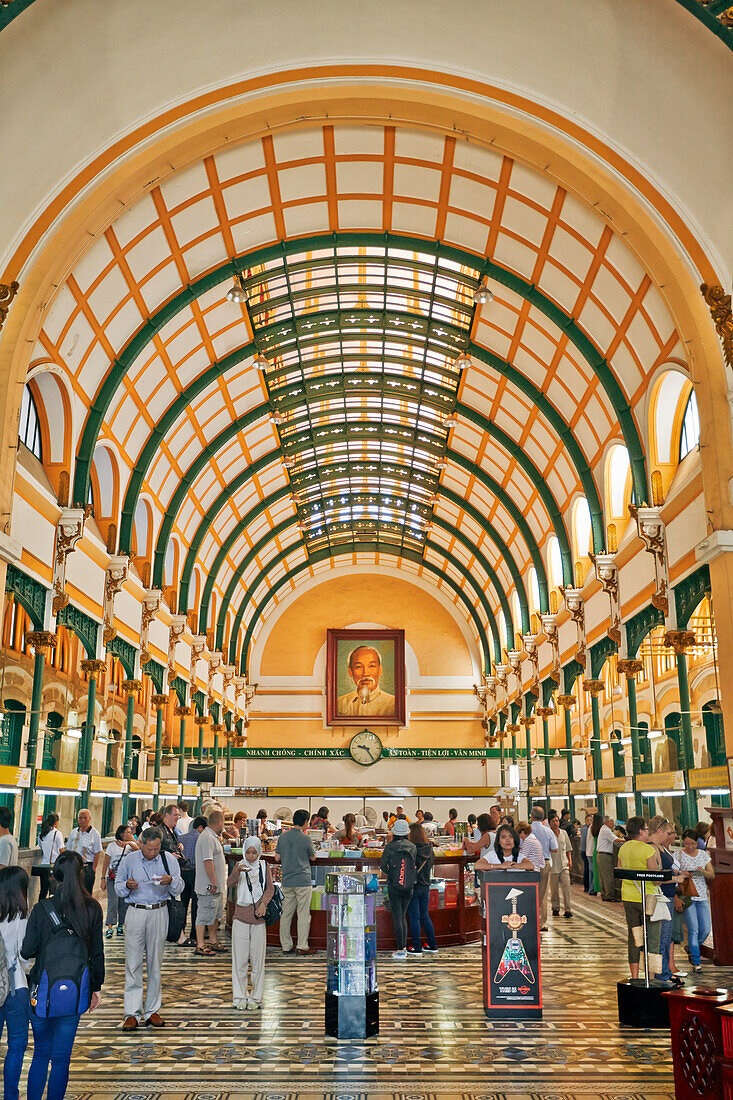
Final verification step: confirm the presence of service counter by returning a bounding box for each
[225,850,481,950]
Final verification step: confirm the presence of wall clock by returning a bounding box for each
[348,728,383,766]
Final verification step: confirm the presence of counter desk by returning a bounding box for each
[225,850,481,950]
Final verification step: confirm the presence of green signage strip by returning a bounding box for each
[231,747,514,759]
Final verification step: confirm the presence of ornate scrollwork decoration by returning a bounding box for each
[102,555,129,644]
[139,587,162,664]
[590,553,621,644]
[0,282,19,331]
[701,284,733,368]
[51,508,86,615]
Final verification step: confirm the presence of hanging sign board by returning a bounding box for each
[90,775,127,795]
[181,783,199,798]
[479,869,542,1020]
[569,780,595,795]
[129,779,156,796]
[635,770,685,793]
[528,784,545,797]
[546,781,568,797]
[687,766,729,790]
[210,786,236,799]
[0,765,31,789]
[597,775,634,795]
[35,769,88,793]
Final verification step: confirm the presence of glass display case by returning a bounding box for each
[324,871,379,1038]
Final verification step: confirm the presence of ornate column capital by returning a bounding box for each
[122,679,143,695]
[211,723,224,734]
[536,705,554,719]
[505,723,520,734]
[663,629,696,655]
[518,715,534,728]
[557,694,576,709]
[151,693,170,709]
[175,705,192,718]
[25,630,57,656]
[582,679,605,697]
[617,658,643,679]
[80,658,106,675]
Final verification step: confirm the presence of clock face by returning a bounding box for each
[348,729,383,767]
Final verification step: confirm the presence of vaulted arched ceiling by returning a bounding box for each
[28,122,691,673]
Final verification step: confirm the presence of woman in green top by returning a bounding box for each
[616,817,662,981]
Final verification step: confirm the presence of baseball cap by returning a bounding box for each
[392,819,409,836]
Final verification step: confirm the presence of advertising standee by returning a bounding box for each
[478,869,542,1020]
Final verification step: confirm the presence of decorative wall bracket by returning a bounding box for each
[562,586,587,670]
[590,553,621,644]
[51,508,86,615]
[189,634,208,693]
[102,555,129,644]
[139,587,162,665]
[167,614,187,685]
[631,505,669,618]
[207,651,223,704]
[521,633,540,695]
[540,613,560,683]
[701,283,733,369]
[506,649,523,693]
[0,281,19,332]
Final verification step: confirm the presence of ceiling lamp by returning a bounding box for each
[474,284,494,305]
[269,411,284,426]
[254,352,270,370]
[283,457,295,470]
[444,415,458,428]
[226,275,247,304]
[454,351,472,370]
[434,459,447,471]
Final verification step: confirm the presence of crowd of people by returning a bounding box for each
[0,798,720,1097]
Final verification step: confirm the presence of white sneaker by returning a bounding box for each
[246,1000,262,1010]
[392,949,407,959]
[233,1000,247,1010]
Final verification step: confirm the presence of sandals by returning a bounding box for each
[194,946,216,957]
[211,943,228,953]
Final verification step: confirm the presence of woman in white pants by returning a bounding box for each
[228,837,273,1010]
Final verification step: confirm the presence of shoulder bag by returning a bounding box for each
[160,852,186,943]
[244,864,283,926]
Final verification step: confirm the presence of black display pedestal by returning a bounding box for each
[325,990,379,1039]
[478,869,542,1020]
[617,979,670,1029]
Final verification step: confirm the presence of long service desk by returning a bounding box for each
[226,851,481,950]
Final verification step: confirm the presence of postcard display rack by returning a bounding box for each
[325,871,379,1039]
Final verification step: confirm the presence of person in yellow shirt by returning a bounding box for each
[617,817,662,981]
[387,805,411,829]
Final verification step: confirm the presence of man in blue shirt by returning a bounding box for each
[179,815,207,941]
[115,827,183,1030]
[530,806,558,931]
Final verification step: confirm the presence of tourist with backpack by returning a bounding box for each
[21,851,104,1100]
[0,866,31,1100]
[406,821,438,956]
[379,818,416,959]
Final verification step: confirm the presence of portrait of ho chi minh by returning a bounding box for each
[336,645,396,716]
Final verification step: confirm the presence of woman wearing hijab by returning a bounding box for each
[228,837,274,1010]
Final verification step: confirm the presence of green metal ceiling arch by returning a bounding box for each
[75,231,647,512]
[194,473,532,642]
[206,506,514,659]
[230,540,498,676]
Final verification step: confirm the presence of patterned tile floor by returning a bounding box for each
[33,885,733,1100]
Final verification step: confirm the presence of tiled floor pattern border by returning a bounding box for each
[30,886,731,1099]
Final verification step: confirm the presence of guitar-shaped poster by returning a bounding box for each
[494,887,535,984]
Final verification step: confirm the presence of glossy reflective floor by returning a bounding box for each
[40,886,733,1100]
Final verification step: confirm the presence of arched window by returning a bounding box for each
[133,500,150,561]
[574,498,592,561]
[18,385,42,460]
[679,391,700,460]
[529,568,540,613]
[511,590,522,642]
[606,445,631,522]
[547,536,563,590]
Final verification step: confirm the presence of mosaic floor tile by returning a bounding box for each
[19,885,733,1099]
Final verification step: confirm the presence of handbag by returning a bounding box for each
[679,874,699,899]
[244,865,283,926]
[648,894,671,922]
[160,852,186,943]
[107,843,129,883]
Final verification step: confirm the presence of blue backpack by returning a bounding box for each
[31,906,90,1018]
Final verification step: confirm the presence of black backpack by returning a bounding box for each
[30,905,91,1018]
[387,845,416,894]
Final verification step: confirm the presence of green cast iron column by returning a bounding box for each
[226,737,232,786]
[668,632,698,828]
[79,660,105,810]
[176,707,190,786]
[120,681,140,825]
[20,633,56,847]
[559,696,576,819]
[619,661,645,816]
[587,680,605,816]
[151,694,167,810]
[522,704,533,818]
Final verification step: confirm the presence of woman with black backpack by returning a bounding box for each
[0,866,31,1100]
[380,819,416,959]
[406,821,438,955]
[21,851,104,1100]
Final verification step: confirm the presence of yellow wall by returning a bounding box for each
[259,573,474,678]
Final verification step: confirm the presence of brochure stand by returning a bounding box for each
[615,867,673,1028]
[325,871,379,1039]
[477,869,542,1019]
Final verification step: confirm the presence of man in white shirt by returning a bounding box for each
[530,806,558,931]
[175,800,192,837]
[549,816,573,918]
[0,806,18,868]
[596,815,619,901]
[194,810,228,955]
[67,808,103,894]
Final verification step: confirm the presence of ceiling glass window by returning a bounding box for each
[18,384,42,460]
